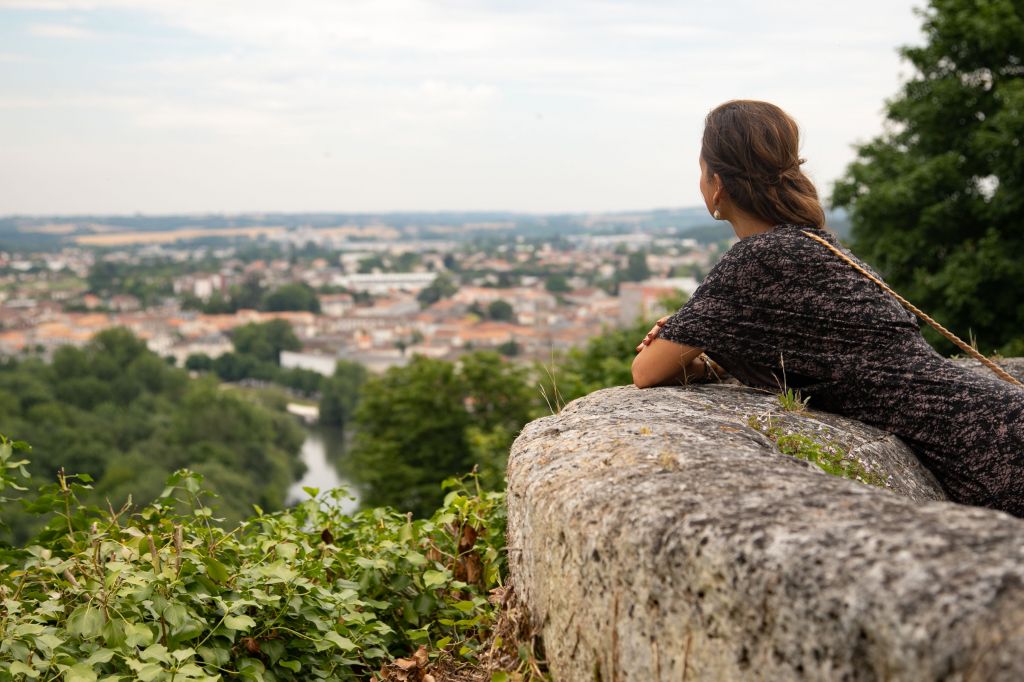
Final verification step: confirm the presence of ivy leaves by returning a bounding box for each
[0,463,507,680]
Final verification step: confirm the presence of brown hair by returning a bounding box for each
[701,100,826,229]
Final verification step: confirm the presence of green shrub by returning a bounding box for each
[0,451,507,681]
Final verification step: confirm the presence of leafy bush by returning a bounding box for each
[0,450,507,681]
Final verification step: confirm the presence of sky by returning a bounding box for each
[0,0,927,216]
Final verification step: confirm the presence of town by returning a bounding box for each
[0,210,749,375]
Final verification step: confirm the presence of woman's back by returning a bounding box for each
[658,223,1024,516]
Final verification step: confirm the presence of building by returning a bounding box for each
[618,277,699,327]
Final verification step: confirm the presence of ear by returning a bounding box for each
[711,173,725,205]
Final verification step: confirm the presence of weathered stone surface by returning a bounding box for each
[506,376,1024,681]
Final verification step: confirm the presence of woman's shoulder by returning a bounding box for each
[722,224,845,270]
[742,223,837,248]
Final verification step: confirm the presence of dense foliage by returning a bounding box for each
[261,283,321,314]
[0,442,508,681]
[231,321,301,365]
[341,303,687,518]
[0,329,305,542]
[348,353,539,518]
[415,273,457,308]
[832,0,1024,356]
[186,321,325,397]
[318,362,369,431]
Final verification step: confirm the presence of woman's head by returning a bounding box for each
[699,100,825,229]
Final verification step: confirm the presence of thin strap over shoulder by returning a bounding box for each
[799,229,1022,387]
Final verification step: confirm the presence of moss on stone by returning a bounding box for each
[747,414,886,487]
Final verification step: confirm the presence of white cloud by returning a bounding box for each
[0,0,928,213]
[27,22,95,38]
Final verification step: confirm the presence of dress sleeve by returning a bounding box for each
[657,281,723,349]
[657,249,738,350]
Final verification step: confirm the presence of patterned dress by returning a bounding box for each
[658,223,1024,518]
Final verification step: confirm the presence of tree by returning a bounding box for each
[230,275,265,311]
[346,352,542,516]
[318,360,369,430]
[0,330,303,541]
[486,299,514,321]
[348,356,472,517]
[545,273,571,293]
[458,351,537,489]
[619,252,651,283]
[185,353,214,371]
[831,0,1024,356]
[262,282,321,313]
[230,319,300,364]
[416,273,457,307]
[497,339,520,357]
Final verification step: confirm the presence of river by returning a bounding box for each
[285,424,361,514]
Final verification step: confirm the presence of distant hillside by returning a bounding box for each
[0,206,852,252]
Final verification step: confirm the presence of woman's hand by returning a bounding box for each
[635,316,669,353]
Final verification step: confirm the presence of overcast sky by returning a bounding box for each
[0,0,926,216]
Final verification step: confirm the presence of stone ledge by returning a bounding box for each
[506,377,1024,681]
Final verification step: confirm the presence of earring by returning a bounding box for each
[713,208,722,220]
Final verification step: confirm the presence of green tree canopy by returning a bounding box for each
[831,0,1024,356]
[619,251,651,283]
[348,356,472,517]
[262,282,321,313]
[486,299,515,321]
[230,319,301,364]
[318,360,369,430]
[0,329,303,541]
[544,273,571,293]
[347,352,541,516]
[416,272,457,307]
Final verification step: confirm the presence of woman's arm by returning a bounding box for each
[631,337,705,388]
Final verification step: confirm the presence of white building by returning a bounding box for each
[332,272,437,295]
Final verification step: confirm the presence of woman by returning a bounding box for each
[631,99,1024,518]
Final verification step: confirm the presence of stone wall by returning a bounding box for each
[506,359,1024,681]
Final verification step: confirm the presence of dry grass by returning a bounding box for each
[377,584,550,682]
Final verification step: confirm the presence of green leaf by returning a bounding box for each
[224,614,257,631]
[84,648,116,665]
[164,603,188,627]
[323,630,356,651]
[67,605,104,639]
[140,643,171,663]
[279,660,301,672]
[34,632,64,655]
[65,664,98,682]
[275,542,298,559]
[8,662,39,678]
[203,556,230,583]
[135,663,165,682]
[125,623,155,648]
[453,600,477,612]
[101,615,125,648]
[197,644,230,667]
[423,569,449,588]
[490,674,510,682]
